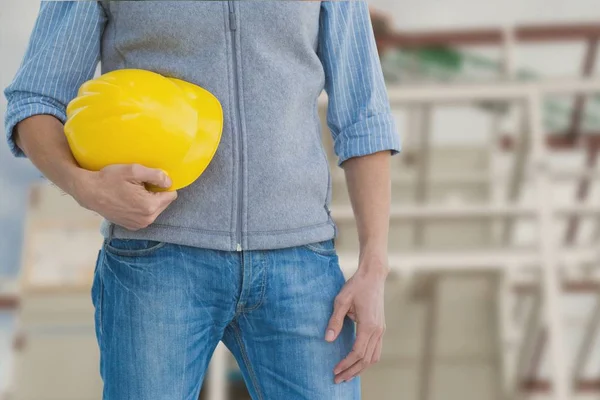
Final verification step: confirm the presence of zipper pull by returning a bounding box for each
[236,243,242,252]
[229,12,237,31]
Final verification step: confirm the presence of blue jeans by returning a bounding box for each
[91,238,360,399]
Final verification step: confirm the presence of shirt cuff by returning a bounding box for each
[4,95,67,158]
[333,113,402,166]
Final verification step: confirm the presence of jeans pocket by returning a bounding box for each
[302,239,337,257]
[105,238,167,257]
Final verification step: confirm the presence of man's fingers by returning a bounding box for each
[363,331,380,365]
[326,296,351,342]
[148,191,178,219]
[129,191,177,230]
[129,164,172,188]
[334,359,364,384]
[347,311,357,322]
[334,330,381,384]
[372,336,383,364]
[333,328,373,377]
[155,190,178,207]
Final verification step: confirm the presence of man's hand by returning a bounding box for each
[13,116,177,231]
[74,164,177,231]
[325,254,388,384]
[328,151,392,384]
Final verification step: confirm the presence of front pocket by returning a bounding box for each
[303,239,337,257]
[105,239,167,257]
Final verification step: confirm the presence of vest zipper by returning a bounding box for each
[229,1,243,252]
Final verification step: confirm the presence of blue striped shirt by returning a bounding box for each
[4,1,400,165]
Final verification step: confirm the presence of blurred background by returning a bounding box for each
[2,0,600,399]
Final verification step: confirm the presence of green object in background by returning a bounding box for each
[414,48,464,72]
[382,47,600,134]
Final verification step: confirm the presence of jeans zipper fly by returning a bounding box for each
[229,2,243,252]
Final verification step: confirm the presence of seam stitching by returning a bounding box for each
[97,248,107,340]
[314,95,332,215]
[146,223,232,235]
[104,241,167,257]
[232,321,264,400]
[225,1,236,249]
[179,250,191,400]
[116,221,332,236]
[241,262,267,313]
[110,2,127,69]
[246,221,331,235]
[304,241,337,257]
[238,5,249,249]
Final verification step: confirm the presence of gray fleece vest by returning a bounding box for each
[99,1,336,251]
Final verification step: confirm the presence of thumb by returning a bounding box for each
[130,165,172,189]
[326,296,351,342]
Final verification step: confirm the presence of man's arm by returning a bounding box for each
[5,2,176,230]
[344,153,391,273]
[5,1,106,158]
[317,0,401,383]
[15,115,88,199]
[15,116,176,231]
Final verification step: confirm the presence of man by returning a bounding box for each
[4,1,400,399]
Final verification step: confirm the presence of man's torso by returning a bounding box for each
[99,1,336,251]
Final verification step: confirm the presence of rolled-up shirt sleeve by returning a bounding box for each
[318,1,401,166]
[4,1,106,158]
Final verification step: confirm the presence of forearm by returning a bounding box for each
[343,150,392,276]
[14,115,91,200]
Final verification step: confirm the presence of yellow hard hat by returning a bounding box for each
[64,69,223,191]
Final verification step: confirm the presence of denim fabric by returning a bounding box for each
[91,239,359,399]
[5,1,401,252]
